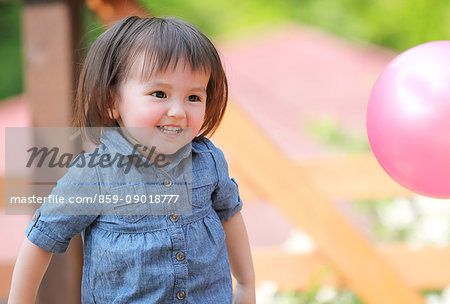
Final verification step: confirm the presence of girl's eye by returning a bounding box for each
[151,91,166,98]
[188,95,201,102]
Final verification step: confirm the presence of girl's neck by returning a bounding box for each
[119,127,172,171]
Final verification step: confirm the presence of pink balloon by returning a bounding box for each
[367,41,450,198]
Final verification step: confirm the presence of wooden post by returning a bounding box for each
[86,0,149,26]
[23,0,83,303]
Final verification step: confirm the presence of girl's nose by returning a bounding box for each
[167,100,186,119]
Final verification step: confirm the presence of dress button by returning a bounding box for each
[176,252,185,261]
[169,214,179,222]
[176,290,186,300]
[163,179,173,187]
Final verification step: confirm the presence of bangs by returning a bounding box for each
[123,18,214,83]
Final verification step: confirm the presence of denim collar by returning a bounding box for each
[99,128,209,173]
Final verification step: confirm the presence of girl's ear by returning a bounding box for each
[108,105,120,120]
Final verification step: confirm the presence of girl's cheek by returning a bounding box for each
[122,112,160,127]
[192,114,205,134]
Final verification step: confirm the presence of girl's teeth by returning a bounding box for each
[164,126,180,131]
[158,126,182,134]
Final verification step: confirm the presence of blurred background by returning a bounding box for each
[1,1,450,303]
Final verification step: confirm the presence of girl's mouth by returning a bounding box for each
[157,126,183,135]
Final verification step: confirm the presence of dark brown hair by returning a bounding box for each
[73,16,228,143]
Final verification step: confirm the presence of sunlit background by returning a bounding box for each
[1,1,450,303]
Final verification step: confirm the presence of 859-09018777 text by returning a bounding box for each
[9,194,180,205]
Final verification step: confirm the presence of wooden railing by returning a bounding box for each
[214,100,432,304]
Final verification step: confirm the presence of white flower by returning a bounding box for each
[406,195,450,244]
[256,280,278,304]
[413,196,450,218]
[425,294,443,304]
[425,286,450,304]
[281,228,316,254]
[376,197,416,230]
[418,218,448,244]
[315,286,337,302]
[440,285,450,304]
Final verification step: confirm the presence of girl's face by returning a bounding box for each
[111,54,209,156]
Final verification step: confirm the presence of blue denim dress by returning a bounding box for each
[25,129,243,303]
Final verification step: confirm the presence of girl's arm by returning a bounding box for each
[8,237,53,304]
[222,211,255,304]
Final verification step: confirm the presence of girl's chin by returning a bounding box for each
[139,141,189,157]
[156,144,189,156]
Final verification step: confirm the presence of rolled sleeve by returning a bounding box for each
[207,140,243,222]
[214,177,243,222]
[26,208,99,254]
[26,209,71,254]
[24,165,101,254]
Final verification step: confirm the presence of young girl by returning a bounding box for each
[9,16,255,303]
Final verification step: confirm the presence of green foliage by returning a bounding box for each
[257,267,365,303]
[80,5,105,58]
[1,0,450,100]
[0,2,105,102]
[283,0,450,50]
[138,0,288,40]
[269,288,365,304]
[352,197,415,242]
[303,118,371,153]
[0,2,23,101]
[138,0,450,50]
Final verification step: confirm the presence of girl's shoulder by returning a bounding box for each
[192,137,220,153]
[192,137,225,161]
[192,137,229,174]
